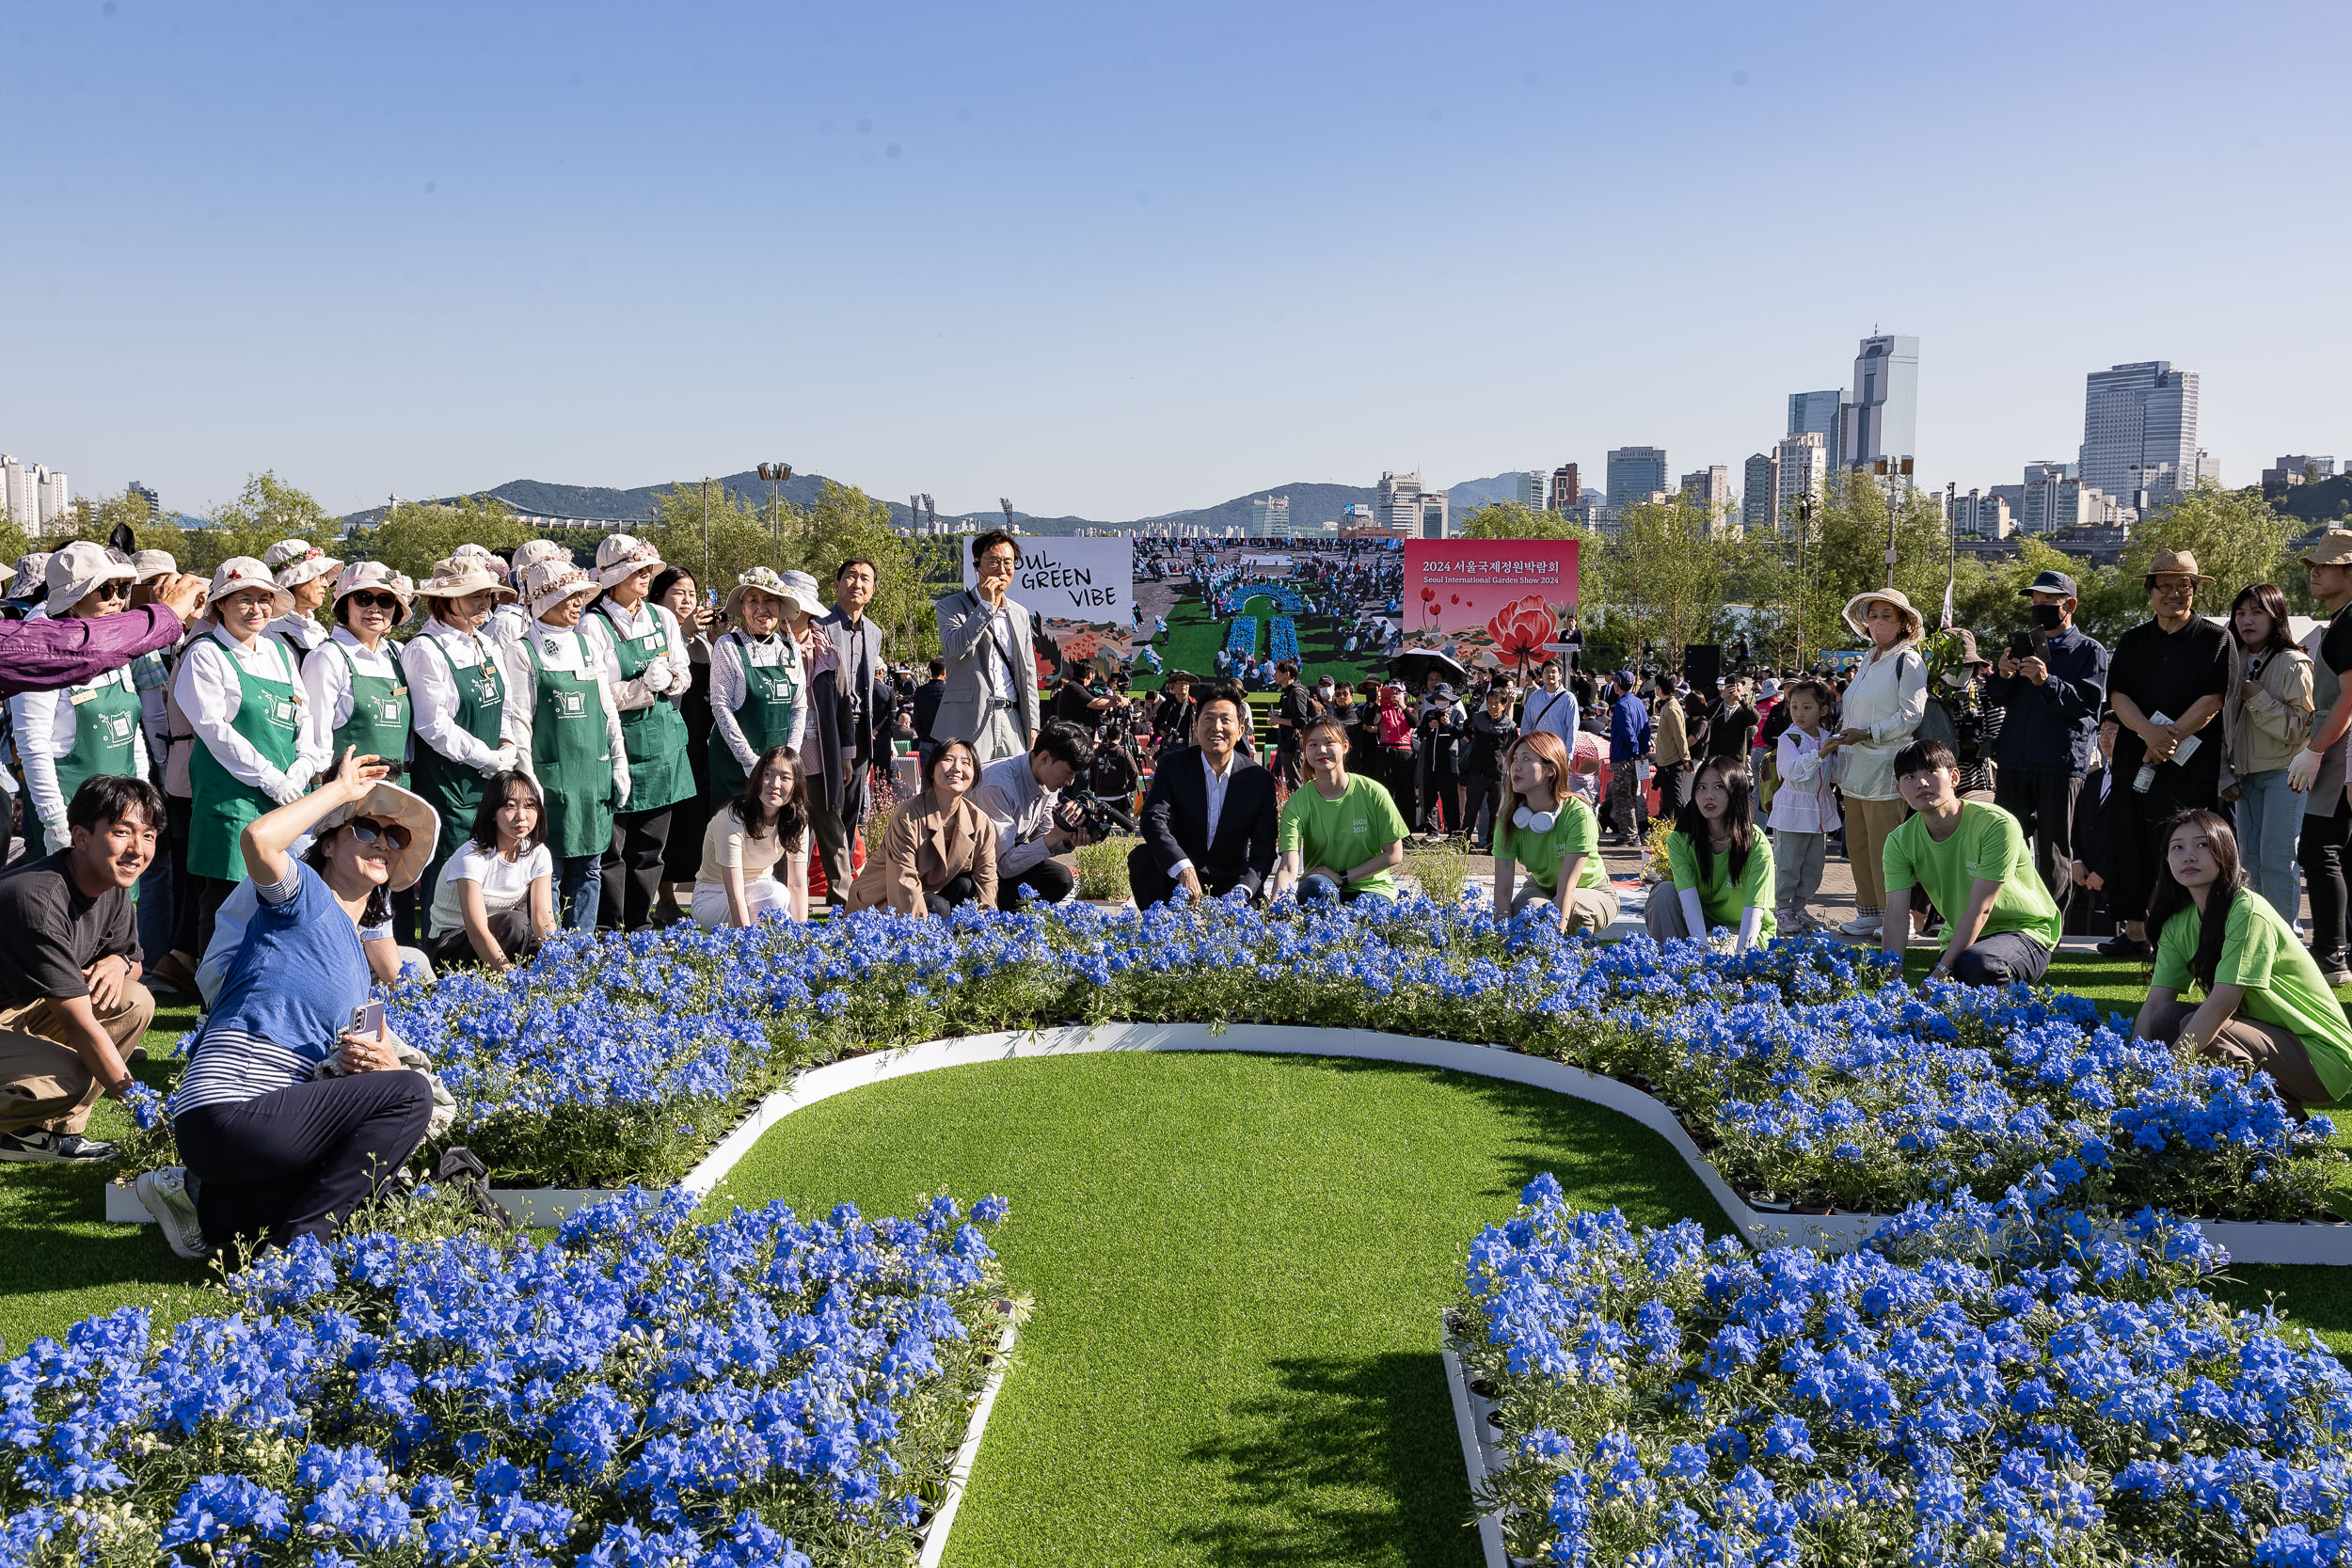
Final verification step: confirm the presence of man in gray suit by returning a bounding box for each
[933,530,1041,768]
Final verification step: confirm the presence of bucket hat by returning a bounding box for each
[310,780,439,893]
[417,555,518,605]
[2143,548,2213,585]
[2297,530,2352,569]
[1840,587,1925,642]
[8,553,54,599]
[520,560,600,619]
[130,549,177,582]
[264,538,342,590]
[206,557,296,619]
[331,561,417,623]
[43,541,137,613]
[510,539,570,576]
[595,532,665,590]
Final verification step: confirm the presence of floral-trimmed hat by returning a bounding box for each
[332,561,417,623]
[595,532,665,590]
[8,553,54,599]
[521,559,600,619]
[724,566,821,624]
[206,556,295,619]
[264,538,342,590]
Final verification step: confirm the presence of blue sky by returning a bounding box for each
[9,0,2348,519]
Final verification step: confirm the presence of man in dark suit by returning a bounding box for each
[810,557,891,906]
[912,657,947,756]
[1130,684,1279,906]
[2067,713,2121,935]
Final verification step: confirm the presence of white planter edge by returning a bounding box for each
[105,1022,2352,1265]
[915,1308,1020,1568]
[1441,1339,1511,1568]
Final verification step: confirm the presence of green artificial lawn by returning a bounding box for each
[1131,596,1377,695]
[715,1050,1725,1568]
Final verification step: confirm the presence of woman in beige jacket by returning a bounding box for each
[846,737,999,916]
[2220,583,2314,922]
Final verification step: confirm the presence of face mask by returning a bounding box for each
[1512,805,1557,833]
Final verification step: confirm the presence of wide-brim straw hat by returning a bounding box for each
[43,541,137,612]
[2298,529,2352,569]
[130,549,177,582]
[8,553,54,598]
[595,532,665,589]
[206,557,296,619]
[264,538,342,590]
[311,780,439,893]
[723,566,822,624]
[520,560,600,619]
[1841,587,1925,642]
[417,555,518,605]
[2143,547,2213,584]
[331,561,417,623]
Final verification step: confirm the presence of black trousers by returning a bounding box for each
[809,761,870,907]
[422,909,537,969]
[176,1069,434,1253]
[995,857,1076,909]
[1463,775,1503,846]
[598,805,673,932]
[2302,803,2352,962]
[1422,768,1462,832]
[1380,747,1418,825]
[1993,767,2081,917]
[1126,846,1261,908]
[167,794,200,962]
[925,872,984,919]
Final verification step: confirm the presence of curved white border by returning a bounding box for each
[104,1023,2352,1265]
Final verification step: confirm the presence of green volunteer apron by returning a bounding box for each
[527,627,617,860]
[327,642,411,773]
[186,631,302,881]
[708,630,803,799]
[409,630,506,878]
[599,604,692,813]
[32,665,143,859]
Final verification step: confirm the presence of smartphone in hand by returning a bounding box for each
[348,1001,387,1040]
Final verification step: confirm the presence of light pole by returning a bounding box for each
[757,463,793,564]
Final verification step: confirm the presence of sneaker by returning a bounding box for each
[2094,933,2148,958]
[135,1166,213,1260]
[0,1130,117,1163]
[1837,912,1883,937]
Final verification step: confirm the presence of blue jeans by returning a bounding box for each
[2233,768,2305,926]
[558,855,602,930]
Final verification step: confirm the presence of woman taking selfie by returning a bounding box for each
[2218,583,2314,924]
[692,743,811,927]
[1645,755,1775,952]
[1488,730,1618,936]
[422,768,554,970]
[2133,809,2351,1115]
[8,544,150,859]
[136,747,437,1260]
[847,736,998,917]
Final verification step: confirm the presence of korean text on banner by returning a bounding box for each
[1401,539,1580,673]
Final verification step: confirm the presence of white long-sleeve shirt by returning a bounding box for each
[401,617,507,771]
[498,622,631,802]
[8,666,152,833]
[579,598,690,715]
[171,627,327,804]
[1836,641,1930,802]
[1768,726,1841,835]
[486,603,533,652]
[303,627,412,763]
[970,751,1059,879]
[709,630,812,773]
[269,613,329,657]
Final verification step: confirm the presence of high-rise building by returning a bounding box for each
[2019,463,2074,534]
[1420,490,1449,539]
[1549,464,1580,513]
[37,468,70,531]
[1375,471,1424,536]
[1774,432,1828,525]
[1951,489,2013,539]
[1604,447,1668,520]
[1,455,69,535]
[2195,450,2220,485]
[1679,466,1734,530]
[127,481,160,517]
[1842,335,1919,470]
[1248,495,1291,536]
[1741,452,1777,531]
[1513,470,1548,510]
[1787,388,1849,473]
[2079,360,2200,505]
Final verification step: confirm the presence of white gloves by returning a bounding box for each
[644,658,682,695]
[477,745,521,779]
[614,767,633,809]
[40,816,69,851]
[2288,747,2325,794]
[284,762,317,797]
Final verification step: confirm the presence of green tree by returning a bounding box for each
[1745,471,1954,668]
[1598,492,1735,673]
[354,496,534,582]
[186,471,341,575]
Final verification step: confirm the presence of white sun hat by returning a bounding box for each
[520,559,600,619]
[331,561,418,623]
[264,538,342,590]
[510,539,570,576]
[206,556,296,619]
[43,541,138,614]
[417,554,518,605]
[595,532,665,590]
[311,779,441,893]
[130,548,178,582]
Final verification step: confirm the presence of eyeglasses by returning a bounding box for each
[93,580,130,602]
[346,592,403,610]
[345,816,412,849]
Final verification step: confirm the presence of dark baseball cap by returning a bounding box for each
[2019,569,2078,598]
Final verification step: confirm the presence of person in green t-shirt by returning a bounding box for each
[1271,715,1408,905]
[1883,738,2058,986]
[1491,730,1619,935]
[1645,756,1775,951]
[2132,808,2351,1111]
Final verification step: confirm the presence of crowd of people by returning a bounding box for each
[5,524,2349,1268]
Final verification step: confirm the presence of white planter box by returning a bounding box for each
[917,1307,1019,1568]
[107,1023,2352,1265]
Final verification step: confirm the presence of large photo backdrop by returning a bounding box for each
[967,536,1134,671]
[1400,538,1580,674]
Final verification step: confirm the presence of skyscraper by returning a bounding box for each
[1249,495,1290,536]
[1513,470,1548,510]
[1842,335,1919,470]
[2079,361,2200,505]
[1375,471,1423,536]
[1604,447,1668,518]
[1741,452,1776,531]
[1774,433,1828,524]
[1549,464,1580,513]
[127,481,160,517]
[1787,388,1849,473]
[1679,466,1734,531]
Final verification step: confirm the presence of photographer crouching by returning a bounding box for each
[969,719,1102,908]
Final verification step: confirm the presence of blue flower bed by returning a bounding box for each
[1453,1172,2352,1566]
[1269,616,1299,664]
[0,1186,1015,1567]
[134,901,2345,1217]
[1224,615,1259,661]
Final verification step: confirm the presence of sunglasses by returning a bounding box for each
[346,591,404,610]
[92,580,131,602]
[345,816,413,850]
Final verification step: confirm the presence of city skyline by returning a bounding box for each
[8,1,2348,520]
